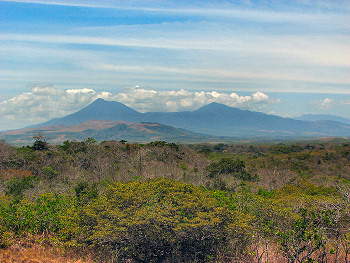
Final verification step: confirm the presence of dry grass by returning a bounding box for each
[1,243,348,263]
[0,243,94,263]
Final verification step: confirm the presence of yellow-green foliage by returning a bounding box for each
[0,195,14,247]
[1,140,349,262]
[0,193,75,244]
[63,178,252,262]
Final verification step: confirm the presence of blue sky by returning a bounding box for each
[0,0,349,130]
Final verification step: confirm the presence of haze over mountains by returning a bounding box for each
[1,120,218,145]
[1,98,350,145]
[295,114,350,125]
[34,98,350,136]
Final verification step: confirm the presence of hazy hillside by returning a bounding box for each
[0,120,222,145]
[295,114,350,124]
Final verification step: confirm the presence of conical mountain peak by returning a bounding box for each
[194,102,237,113]
[83,98,139,114]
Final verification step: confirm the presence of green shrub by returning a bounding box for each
[206,157,245,177]
[0,193,76,245]
[5,175,36,199]
[64,178,252,262]
[74,181,99,205]
[271,145,303,154]
[10,147,37,166]
[42,166,59,181]
[277,208,335,263]
[206,158,257,181]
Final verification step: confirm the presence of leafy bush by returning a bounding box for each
[9,147,38,166]
[206,157,245,177]
[64,178,252,262]
[74,181,99,205]
[277,208,335,263]
[206,157,257,181]
[42,166,59,181]
[5,175,36,199]
[0,193,75,239]
[271,144,303,154]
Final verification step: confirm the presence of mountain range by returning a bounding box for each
[1,98,350,145]
[32,98,350,136]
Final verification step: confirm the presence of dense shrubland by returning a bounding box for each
[0,138,349,262]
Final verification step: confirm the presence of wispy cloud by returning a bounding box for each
[2,1,349,65]
[311,98,335,110]
[0,0,110,8]
[97,62,350,85]
[3,0,350,19]
[1,0,349,118]
[2,25,349,67]
[310,97,350,114]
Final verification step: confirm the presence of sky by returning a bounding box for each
[0,0,349,131]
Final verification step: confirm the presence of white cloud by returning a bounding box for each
[0,86,278,130]
[66,88,95,94]
[109,87,276,113]
[252,91,269,102]
[311,97,335,110]
[0,86,114,130]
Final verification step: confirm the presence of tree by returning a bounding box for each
[206,157,257,181]
[32,133,48,151]
[206,157,245,177]
[277,208,334,263]
[3,170,36,199]
[0,140,14,170]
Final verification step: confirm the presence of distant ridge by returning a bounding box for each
[13,98,350,139]
[1,120,218,145]
[295,114,350,125]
